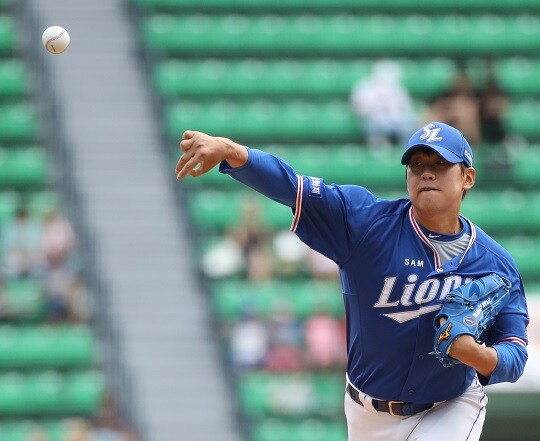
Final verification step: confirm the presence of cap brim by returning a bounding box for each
[401,143,463,165]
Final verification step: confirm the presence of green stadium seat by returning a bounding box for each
[238,372,343,418]
[253,418,346,441]
[0,60,29,98]
[27,190,60,216]
[0,105,39,143]
[155,58,454,100]
[0,371,104,416]
[0,147,48,187]
[496,58,540,97]
[212,280,342,320]
[165,99,357,143]
[134,0,540,13]
[0,420,73,441]
[462,191,540,234]
[497,236,540,281]
[0,15,15,55]
[1,278,45,320]
[142,14,540,57]
[506,101,540,141]
[0,325,98,369]
[0,190,19,223]
[510,146,540,186]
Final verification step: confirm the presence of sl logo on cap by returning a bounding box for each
[420,123,443,143]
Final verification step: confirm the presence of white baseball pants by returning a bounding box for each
[345,376,487,441]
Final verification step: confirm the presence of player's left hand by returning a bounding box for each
[431,273,511,368]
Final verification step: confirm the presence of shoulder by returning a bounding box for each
[472,224,519,271]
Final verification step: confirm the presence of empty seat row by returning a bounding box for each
[165,99,540,144]
[0,104,39,142]
[213,279,343,320]
[239,372,343,418]
[154,58,454,100]
[0,419,82,441]
[253,418,346,441]
[155,57,540,100]
[142,14,540,57]
[0,15,14,54]
[165,99,357,143]
[134,0,540,13]
[0,60,30,98]
[0,325,98,369]
[0,147,48,187]
[0,278,45,321]
[0,370,104,415]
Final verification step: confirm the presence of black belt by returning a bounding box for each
[346,384,434,417]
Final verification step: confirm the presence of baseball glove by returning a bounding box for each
[431,273,511,368]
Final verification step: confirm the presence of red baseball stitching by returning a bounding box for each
[46,29,66,52]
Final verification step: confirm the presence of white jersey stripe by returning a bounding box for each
[408,207,441,268]
[290,174,303,233]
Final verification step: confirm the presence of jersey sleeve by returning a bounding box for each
[220,148,379,264]
[481,275,529,385]
[219,148,298,208]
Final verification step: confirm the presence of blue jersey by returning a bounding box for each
[220,148,529,403]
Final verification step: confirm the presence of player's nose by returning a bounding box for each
[421,170,436,180]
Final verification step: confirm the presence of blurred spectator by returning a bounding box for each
[272,229,309,277]
[476,58,509,145]
[41,208,76,267]
[229,306,269,370]
[43,258,86,323]
[228,198,274,281]
[306,248,339,281]
[304,309,345,370]
[90,396,137,441]
[63,418,91,441]
[201,235,244,279]
[2,206,44,278]
[349,60,417,147]
[202,197,274,280]
[265,304,304,371]
[0,290,9,320]
[425,65,481,146]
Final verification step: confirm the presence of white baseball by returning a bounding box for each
[42,26,70,54]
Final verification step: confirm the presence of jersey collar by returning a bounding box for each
[408,206,476,271]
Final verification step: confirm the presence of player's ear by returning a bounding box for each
[464,167,476,190]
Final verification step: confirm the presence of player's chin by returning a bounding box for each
[412,191,444,210]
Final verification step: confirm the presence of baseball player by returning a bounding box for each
[176,122,529,441]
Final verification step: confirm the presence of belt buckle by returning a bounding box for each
[387,400,404,416]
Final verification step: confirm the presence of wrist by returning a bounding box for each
[449,335,498,377]
[220,137,248,168]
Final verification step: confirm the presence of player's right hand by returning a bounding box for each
[176,131,225,179]
[176,131,248,179]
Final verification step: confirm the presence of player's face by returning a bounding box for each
[406,149,475,215]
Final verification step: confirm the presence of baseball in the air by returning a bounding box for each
[42,26,70,54]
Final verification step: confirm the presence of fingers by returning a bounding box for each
[176,153,201,180]
[180,130,198,151]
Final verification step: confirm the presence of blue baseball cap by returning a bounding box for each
[401,122,473,167]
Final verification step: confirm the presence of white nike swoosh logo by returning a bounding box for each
[428,234,440,238]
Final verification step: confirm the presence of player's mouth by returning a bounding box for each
[419,186,438,192]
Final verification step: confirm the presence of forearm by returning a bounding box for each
[220,148,299,208]
[449,335,498,378]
